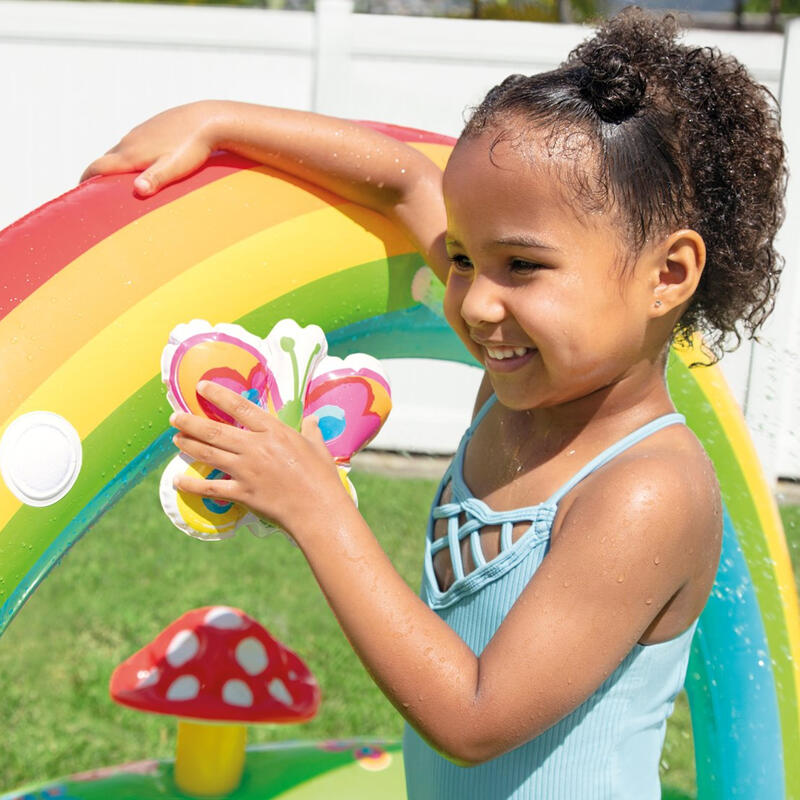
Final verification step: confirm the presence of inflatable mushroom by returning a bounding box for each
[109,606,320,796]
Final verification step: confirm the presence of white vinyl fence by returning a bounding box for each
[0,1,798,480]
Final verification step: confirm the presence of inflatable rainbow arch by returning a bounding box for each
[1,124,798,799]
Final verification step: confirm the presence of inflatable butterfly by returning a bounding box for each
[159,319,392,540]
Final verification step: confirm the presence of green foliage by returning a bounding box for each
[474,0,560,22]
[0,470,432,788]
[453,0,597,22]
[781,502,800,578]
[744,0,800,15]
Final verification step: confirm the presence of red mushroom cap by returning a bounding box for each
[109,606,320,723]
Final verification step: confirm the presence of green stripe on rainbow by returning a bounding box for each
[0,255,423,629]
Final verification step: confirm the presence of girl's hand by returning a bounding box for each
[170,380,347,535]
[80,101,222,196]
[80,101,451,282]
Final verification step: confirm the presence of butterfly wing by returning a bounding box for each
[160,321,282,539]
[304,354,392,463]
[162,320,279,423]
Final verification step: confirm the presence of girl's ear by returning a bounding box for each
[649,229,706,316]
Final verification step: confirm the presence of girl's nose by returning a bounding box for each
[459,273,505,327]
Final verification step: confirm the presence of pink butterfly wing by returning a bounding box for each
[304,368,391,461]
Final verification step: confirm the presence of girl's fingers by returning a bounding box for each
[81,143,210,194]
[301,415,330,455]
[170,410,245,453]
[173,473,240,503]
[80,152,134,182]
[133,146,204,196]
[173,433,236,473]
[196,381,275,432]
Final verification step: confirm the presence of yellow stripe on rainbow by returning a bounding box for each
[0,169,344,426]
[0,203,415,530]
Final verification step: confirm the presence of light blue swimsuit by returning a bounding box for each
[403,396,696,800]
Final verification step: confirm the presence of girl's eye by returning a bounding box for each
[449,254,473,272]
[510,259,544,274]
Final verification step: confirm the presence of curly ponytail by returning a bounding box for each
[577,42,646,123]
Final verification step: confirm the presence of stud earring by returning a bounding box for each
[654,299,663,308]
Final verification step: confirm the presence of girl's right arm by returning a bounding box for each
[81,100,450,283]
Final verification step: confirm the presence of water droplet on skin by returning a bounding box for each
[563,580,570,588]
[653,555,661,565]
[645,598,653,605]
[616,575,625,583]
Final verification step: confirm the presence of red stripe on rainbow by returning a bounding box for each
[0,123,455,323]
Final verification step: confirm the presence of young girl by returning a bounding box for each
[83,10,785,798]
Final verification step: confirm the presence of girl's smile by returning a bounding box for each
[475,342,537,372]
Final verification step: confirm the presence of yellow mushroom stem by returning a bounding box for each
[174,718,248,796]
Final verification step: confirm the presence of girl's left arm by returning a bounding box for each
[172,382,716,765]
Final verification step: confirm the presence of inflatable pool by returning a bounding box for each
[0,123,798,799]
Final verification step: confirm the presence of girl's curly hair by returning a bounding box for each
[461,8,787,360]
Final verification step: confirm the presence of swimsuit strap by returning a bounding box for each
[460,393,684,506]
[465,394,498,440]
[546,412,686,506]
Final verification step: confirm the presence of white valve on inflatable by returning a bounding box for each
[0,411,82,506]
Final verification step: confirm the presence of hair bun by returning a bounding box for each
[578,44,646,123]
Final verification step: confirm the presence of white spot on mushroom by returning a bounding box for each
[167,675,200,701]
[235,637,268,675]
[268,678,293,706]
[204,606,244,629]
[223,679,254,707]
[166,629,199,667]
[136,667,160,688]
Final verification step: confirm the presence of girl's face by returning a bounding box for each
[442,130,663,413]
